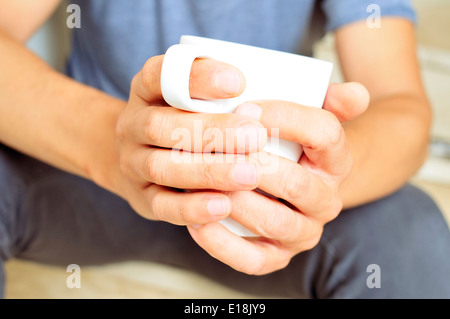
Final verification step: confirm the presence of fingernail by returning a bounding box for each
[235,103,262,120]
[236,124,263,152]
[215,68,242,95]
[233,163,257,186]
[207,197,230,217]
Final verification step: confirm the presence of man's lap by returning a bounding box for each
[0,144,449,298]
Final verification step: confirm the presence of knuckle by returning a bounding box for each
[326,196,343,222]
[202,118,224,151]
[130,73,140,91]
[261,211,294,239]
[241,252,266,275]
[304,231,322,251]
[244,251,292,275]
[146,151,164,184]
[199,162,217,187]
[146,108,166,144]
[313,192,342,224]
[314,111,342,149]
[323,112,343,146]
[177,202,193,225]
[282,167,313,201]
[305,237,320,251]
[149,191,164,221]
[142,56,161,91]
[275,253,292,272]
[203,116,218,133]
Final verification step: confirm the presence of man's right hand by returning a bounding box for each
[114,56,267,226]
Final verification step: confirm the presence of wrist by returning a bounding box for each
[83,98,128,198]
[89,137,126,197]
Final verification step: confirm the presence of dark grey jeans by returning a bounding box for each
[0,144,449,298]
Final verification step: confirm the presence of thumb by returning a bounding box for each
[323,82,370,122]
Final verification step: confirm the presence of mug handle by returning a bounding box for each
[161,44,239,114]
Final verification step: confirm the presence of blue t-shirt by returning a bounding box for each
[67,0,416,100]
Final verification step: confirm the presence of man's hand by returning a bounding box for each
[114,56,268,226]
[187,83,369,275]
[114,53,369,276]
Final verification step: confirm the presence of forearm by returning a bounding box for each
[339,94,432,208]
[0,30,125,192]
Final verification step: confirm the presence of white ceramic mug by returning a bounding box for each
[161,35,333,237]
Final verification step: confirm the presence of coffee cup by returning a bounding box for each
[161,35,332,236]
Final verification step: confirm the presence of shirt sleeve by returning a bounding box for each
[322,0,417,32]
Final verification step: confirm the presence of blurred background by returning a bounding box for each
[5,0,450,298]
[314,0,450,223]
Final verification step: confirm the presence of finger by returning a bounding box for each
[190,58,246,99]
[126,147,261,191]
[131,55,245,103]
[131,106,267,153]
[255,153,343,222]
[225,190,320,245]
[323,82,370,122]
[142,184,232,225]
[187,222,292,275]
[235,101,352,176]
[235,100,343,151]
